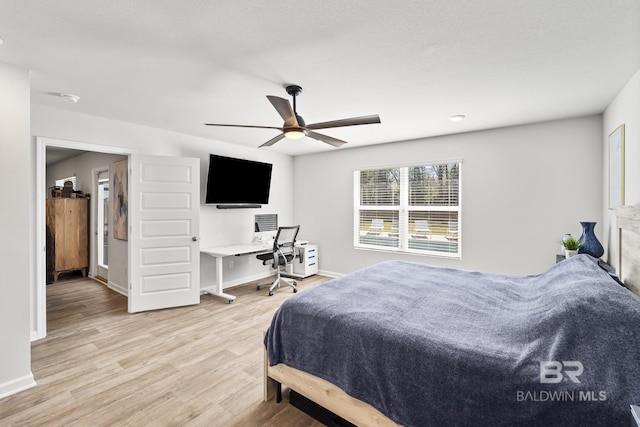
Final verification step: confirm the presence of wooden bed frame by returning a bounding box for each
[264,349,398,426]
[264,205,640,425]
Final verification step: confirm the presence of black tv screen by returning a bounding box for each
[205,155,273,205]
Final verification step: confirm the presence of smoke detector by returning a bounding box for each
[59,93,80,103]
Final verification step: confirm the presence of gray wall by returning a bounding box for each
[0,62,34,397]
[293,115,603,276]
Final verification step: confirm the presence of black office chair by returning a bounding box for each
[256,225,300,296]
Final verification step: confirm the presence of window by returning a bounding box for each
[55,175,76,190]
[354,161,461,257]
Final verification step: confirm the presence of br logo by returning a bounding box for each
[540,361,584,384]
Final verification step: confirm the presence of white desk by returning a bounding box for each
[200,242,272,302]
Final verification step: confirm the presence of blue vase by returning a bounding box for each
[577,221,604,258]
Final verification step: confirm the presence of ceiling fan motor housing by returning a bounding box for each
[285,85,303,97]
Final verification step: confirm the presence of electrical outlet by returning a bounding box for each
[229,260,234,269]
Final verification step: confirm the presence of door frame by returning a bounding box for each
[34,136,136,340]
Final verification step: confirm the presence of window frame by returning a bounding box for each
[353,160,462,259]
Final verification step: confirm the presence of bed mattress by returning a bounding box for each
[265,255,640,426]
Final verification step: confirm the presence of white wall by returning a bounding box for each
[0,63,35,398]
[294,115,603,276]
[31,105,294,315]
[603,67,640,271]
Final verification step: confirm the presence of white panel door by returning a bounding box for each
[129,155,200,313]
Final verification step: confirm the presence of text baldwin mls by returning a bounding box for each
[517,361,606,402]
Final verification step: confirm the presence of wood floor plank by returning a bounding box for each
[0,274,331,426]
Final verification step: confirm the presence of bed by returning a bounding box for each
[264,207,640,426]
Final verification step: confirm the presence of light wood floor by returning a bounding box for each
[0,274,333,426]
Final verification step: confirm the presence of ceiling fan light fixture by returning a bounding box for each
[284,129,305,139]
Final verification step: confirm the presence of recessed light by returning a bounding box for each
[59,93,80,103]
[449,115,466,122]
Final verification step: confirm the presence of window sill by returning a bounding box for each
[354,245,461,260]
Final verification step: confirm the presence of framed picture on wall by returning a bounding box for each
[113,159,128,240]
[608,124,625,209]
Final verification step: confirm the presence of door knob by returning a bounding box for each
[192,236,199,242]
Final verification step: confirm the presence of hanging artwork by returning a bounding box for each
[113,159,128,240]
[608,124,625,209]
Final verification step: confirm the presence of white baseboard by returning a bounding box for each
[30,330,45,342]
[108,280,128,296]
[317,269,343,279]
[0,373,36,400]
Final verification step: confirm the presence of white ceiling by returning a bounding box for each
[1,0,639,157]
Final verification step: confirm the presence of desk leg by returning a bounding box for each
[203,256,237,303]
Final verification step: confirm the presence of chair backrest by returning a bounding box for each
[274,225,300,252]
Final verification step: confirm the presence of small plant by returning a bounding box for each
[563,237,581,251]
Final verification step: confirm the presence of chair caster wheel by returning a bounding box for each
[268,291,273,296]
[256,285,261,291]
[293,288,298,293]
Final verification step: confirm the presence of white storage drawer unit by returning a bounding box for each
[287,244,318,278]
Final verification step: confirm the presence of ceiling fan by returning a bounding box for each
[205,85,381,148]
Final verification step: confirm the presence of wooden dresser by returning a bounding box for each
[46,198,88,282]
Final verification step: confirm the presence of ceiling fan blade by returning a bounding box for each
[267,96,299,127]
[305,114,381,130]
[204,123,282,130]
[306,131,347,147]
[259,133,286,148]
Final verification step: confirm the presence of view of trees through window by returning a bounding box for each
[359,168,399,205]
[409,164,459,206]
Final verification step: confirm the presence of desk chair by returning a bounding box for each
[256,225,300,296]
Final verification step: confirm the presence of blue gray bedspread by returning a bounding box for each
[264,255,640,426]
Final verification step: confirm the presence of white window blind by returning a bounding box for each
[255,214,278,232]
[354,161,461,257]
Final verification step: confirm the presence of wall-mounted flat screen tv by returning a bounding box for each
[205,154,273,205]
